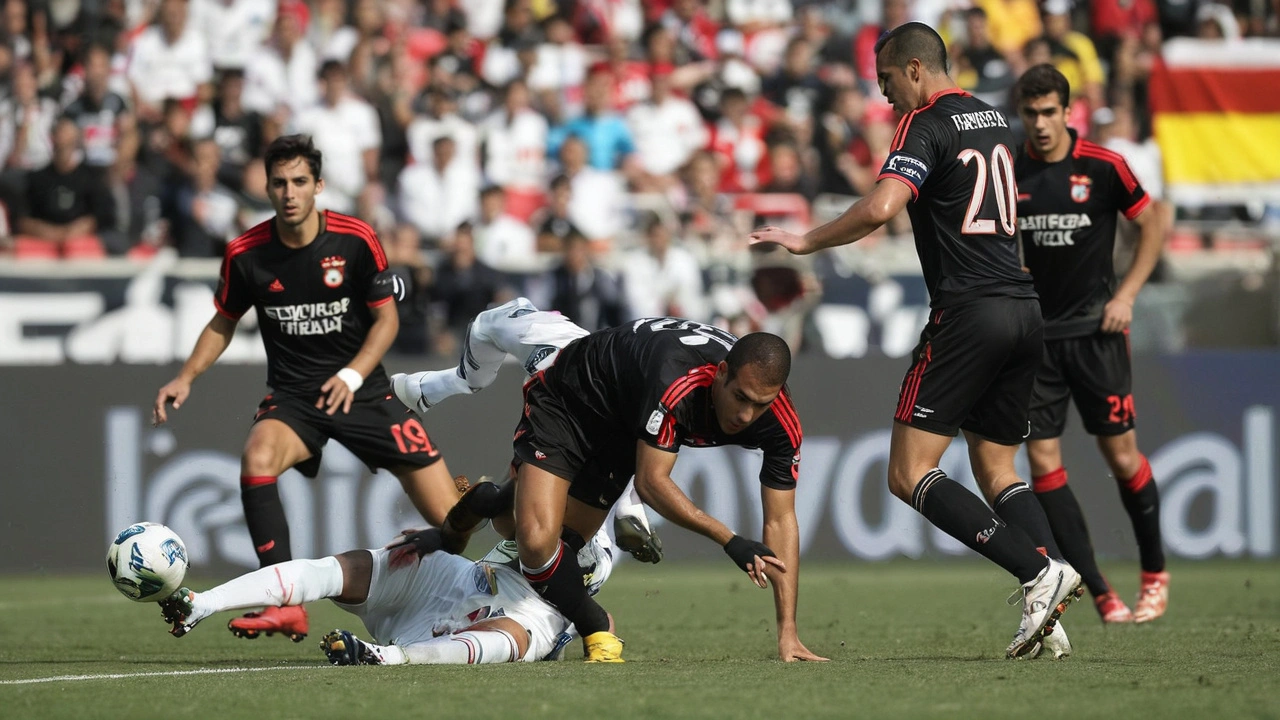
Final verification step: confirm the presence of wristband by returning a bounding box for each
[723,534,776,574]
[336,367,364,393]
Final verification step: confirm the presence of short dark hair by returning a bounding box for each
[549,174,571,191]
[1013,63,1070,108]
[873,22,949,74]
[964,7,987,20]
[264,134,322,181]
[725,332,791,387]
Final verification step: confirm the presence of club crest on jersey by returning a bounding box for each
[1069,174,1092,203]
[321,256,346,288]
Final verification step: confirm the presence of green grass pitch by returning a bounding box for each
[2,561,1277,720]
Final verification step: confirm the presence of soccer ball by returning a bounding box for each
[106,522,189,602]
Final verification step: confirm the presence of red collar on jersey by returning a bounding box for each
[925,87,971,105]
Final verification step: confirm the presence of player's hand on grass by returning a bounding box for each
[724,535,786,589]
[153,377,192,426]
[749,226,810,255]
[1101,296,1134,333]
[778,635,830,663]
[318,374,356,415]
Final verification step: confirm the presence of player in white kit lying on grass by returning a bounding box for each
[389,297,663,563]
[158,528,615,665]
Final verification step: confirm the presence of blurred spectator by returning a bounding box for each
[555,134,624,243]
[430,221,506,354]
[601,34,652,110]
[1042,0,1106,120]
[689,28,761,121]
[171,137,239,257]
[954,7,1016,111]
[575,0,646,44]
[236,159,275,230]
[1,61,58,172]
[817,84,874,196]
[481,79,548,191]
[62,43,130,169]
[547,65,637,174]
[762,37,825,122]
[707,87,767,192]
[544,230,626,330]
[1090,0,1157,60]
[397,134,479,246]
[289,60,381,216]
[679,150,740,247]
[193,0,276,71]
[481,0,541,88]
[369,53,414,190]
[473,184,538,272]
[16,118,113,258]
[854,0,908,90]
[421,0,469,34]
[660,0,720,64]
[726,0,794,30]
[309,0,358,61]
[531,173,582,253]
[243,0,318,118]
[408,85,480,177]
[1196,3,1243,39]
[210,68,264,192]
[974,0,1043,56]
[528,15,587,112]
[627,63,707,192]
[5,0,32,63]
[760,141,817,200]
[126,0,213,122]
[622,213,708,322]
[104,126,168,256]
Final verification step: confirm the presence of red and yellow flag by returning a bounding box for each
[1150,39,1280,203]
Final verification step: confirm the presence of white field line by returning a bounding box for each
[0,665,322,686]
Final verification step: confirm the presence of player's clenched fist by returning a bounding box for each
[153,377,192,426]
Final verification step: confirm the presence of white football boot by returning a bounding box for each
[1007,558,1084,659]
[391,372,431,414]
[1040,620,1072,659]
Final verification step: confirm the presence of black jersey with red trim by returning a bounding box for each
[1015,130,1150,339]
[877,88,1035,308]
[543,318,802,490]
[215,210,396,397]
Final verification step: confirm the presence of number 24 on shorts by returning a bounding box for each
[1107,394,1136,424]
[390,418,435,455]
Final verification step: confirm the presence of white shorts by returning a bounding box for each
[334,549,570,662]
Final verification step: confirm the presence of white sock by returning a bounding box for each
[401,630,521,664]
[614,481,653,533]
[416,368,475,407]
[190,557,344,625]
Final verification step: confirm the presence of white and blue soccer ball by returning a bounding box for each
[106,522,189,602]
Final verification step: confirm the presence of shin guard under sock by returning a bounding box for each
[241,476,291,566]
[912,469,1048,584]
[1117,456,1165,572]
[1032,468,1110,597]
[521,541,610,636]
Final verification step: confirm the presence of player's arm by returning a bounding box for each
[153,313,237,426]
[632,440,784,589]
[1103,202,1165,334]
[317,297,400,416]
[749,178,913,254]
[760,485,828,662]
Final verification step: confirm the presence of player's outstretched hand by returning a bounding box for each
[153,377,192,426]
[317,374,355,416]
[723,535,787,589]
[778,635,830,663]
[384,527,444,569]
[749,226,810,255]
[1101,296,1133,333]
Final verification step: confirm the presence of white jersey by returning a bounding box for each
[335,550,568,662]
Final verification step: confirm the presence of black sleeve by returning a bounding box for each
[88,168,116,231]
[214,253,253,319]
[877,111,943,200]
[756,392,802,490]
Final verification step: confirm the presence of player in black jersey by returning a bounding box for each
[152,135,474,642]
[444,315,823,663]
[752,23,1082,659]
[1014,65,1168,624]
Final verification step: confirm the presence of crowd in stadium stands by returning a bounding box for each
[0,0,1275,352]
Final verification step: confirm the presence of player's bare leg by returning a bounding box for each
[515,464,620,662]
[230,419,314,640]
[391,460,480,552]
[1028,437,1131,623]
[1097,430,1167,622]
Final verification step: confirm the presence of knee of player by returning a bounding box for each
[1025,440,1063,475]
[514,525,562,565]
[886,467,920,503]
[1098,436,1142,478]
[241,444,283,477]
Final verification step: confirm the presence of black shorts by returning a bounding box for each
[894,296,1044,445]
[252,390,443,478]
[1028,331,1135,439]
[511,375,634,510]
